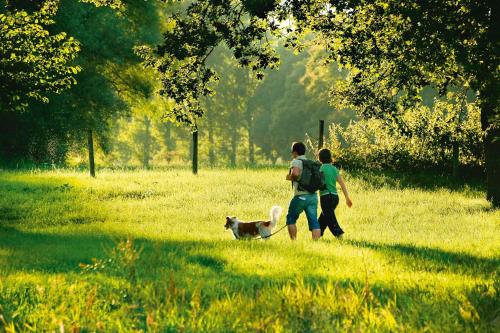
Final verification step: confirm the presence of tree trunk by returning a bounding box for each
[142,116,151,169]
[163,122,171,164]
[480,80,500,207]
[230,129,237,167]
[483,126,499,207]
[482,123,499,207]
[248,115,255,165]
[207,115,216,166]
[208,126,216,166]
[161,122,176,164]
[87,129,95,177]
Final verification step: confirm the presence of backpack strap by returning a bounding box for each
[297,159,311,192]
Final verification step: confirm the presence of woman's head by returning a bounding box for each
[318,148,333,164]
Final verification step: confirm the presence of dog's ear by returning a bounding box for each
[226,216,231,221]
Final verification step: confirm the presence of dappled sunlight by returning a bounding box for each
[0,169,498,331]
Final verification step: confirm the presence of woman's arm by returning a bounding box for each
[337,175,353,207]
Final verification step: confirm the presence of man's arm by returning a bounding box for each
[286,167,300,181]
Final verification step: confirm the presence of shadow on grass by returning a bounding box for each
[2,226,499,330]
[345,239,499,279]
[0,226,296,284]
[1,225,497,285]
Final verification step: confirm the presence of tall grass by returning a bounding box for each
[0,168,498,332]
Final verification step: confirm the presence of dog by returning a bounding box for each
[225,206,283,240]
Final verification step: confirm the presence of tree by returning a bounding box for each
[304,0,499,205]
[150,0,499,206]
[202,46,261,166]
[53,0,166,173]
[0,0,80,112]
[249,43,353,159]
[0,0,167,167]
[136,1,280,126]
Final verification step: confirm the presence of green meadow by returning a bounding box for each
[0,168,498,332]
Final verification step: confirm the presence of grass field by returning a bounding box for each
[0,168,498,332]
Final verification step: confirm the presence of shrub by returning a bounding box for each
[319,96,483,174]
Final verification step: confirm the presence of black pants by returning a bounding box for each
[319,194,344,237]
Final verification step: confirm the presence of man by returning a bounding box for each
[285,142,321,240]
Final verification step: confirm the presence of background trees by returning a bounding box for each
[305,0,499,205]
[0,0,166,165]
[147,0,498,206]
[0,0,495,204]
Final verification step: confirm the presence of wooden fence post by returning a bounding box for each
[192,129,198,175]
[87,129,95,177]
[452,143,459,178]
[318,120,325,150]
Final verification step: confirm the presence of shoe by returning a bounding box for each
[334,230,344,239]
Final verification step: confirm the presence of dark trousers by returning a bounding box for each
[319,194,344,237]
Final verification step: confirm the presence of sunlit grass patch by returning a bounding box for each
[0,168,498,332]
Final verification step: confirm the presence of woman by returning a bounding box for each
[318,148,352,238]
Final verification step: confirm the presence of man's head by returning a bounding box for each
[291,142,306,158]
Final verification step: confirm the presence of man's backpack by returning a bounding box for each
[298,159,326,193]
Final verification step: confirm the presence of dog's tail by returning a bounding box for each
[269,206,283,228]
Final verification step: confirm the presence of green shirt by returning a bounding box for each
[320,163,339,196]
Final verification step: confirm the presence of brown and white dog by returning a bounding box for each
[225,206,283,240]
